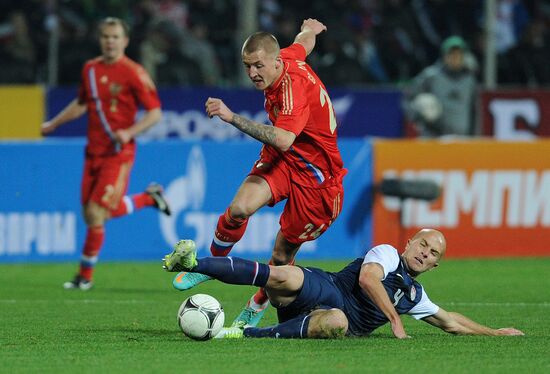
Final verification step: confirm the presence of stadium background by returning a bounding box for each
[1,0,549,263]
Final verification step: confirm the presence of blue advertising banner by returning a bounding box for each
[0,139,373,263]
[46,87,403,139]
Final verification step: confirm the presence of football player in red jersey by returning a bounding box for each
[173,18,346,327]
[41,17,170,290]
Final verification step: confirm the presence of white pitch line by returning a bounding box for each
[0,300,549,307]
[442,301,550,307]
[0,299,176,304]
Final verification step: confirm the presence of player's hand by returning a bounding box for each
[301,18,327,35]
[40,121,57,136]
[391,321,411,339]
[205,97,234,123]
[497,327,525,336]
[115,128,133,144]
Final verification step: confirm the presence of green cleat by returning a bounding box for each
[162,239,198,272]
[172,271,212,290]
[231,303,268,328]
[214,326,245,339]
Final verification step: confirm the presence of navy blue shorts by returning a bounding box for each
[276,266,345,323]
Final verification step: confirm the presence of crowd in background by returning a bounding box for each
[0,0,549,88]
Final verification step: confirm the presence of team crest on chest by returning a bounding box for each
[410,286,417,300]
[272,105,279,118]
[109,83,122,112]
[109,82,122,96]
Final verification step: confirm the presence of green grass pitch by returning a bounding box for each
[1,258,549,373]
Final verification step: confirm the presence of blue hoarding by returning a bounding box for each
[0,139,373,263]
[46,87,403,139]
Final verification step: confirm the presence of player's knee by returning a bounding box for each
[309,309,348,339]
[228,201,253,219]
[83,203,108,226]
[229,201,250,220]
[271,252,292,266]
[267,266,291,286]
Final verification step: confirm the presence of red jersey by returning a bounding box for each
[263,43,345,188]
[78,56,161,156]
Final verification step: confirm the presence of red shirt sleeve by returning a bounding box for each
[130,65,161,110]
[274,74,310,136]
[280,43,307,61]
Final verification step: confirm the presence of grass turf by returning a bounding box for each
[1,258,549,373]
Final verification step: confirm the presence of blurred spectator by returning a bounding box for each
[140,20,202,85]
[511,16,550,86]
[0,0,549,87]
[0,11,36,83]
[403,36,478,138]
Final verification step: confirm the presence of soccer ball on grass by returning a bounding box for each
[177,294,225,341]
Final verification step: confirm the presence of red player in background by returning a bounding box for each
[41,17,170,290]
[169,18,346,328]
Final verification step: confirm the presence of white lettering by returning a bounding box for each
[489,99,539,140]
[522,170,550,226]
[0,212,76,256]
[382,169,550,228]
[138,110,269,141]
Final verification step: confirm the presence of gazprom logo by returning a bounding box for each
[160,145,210,247]
[159,145,316,255]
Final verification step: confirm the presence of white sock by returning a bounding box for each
[248,296,269,311]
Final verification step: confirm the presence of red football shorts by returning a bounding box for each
[249,158,344,245]
[81,151,135,210]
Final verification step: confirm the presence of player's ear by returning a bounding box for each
[275,56,282,69]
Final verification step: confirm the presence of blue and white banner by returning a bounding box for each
[0,139,373,263]
[46,87,403,139]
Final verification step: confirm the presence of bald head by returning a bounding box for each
[242,32,280,58]
[411,228,447,257]
[402,228,447,277]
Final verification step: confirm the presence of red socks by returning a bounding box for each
[79,226,105,280]
[210,208,249,256]
[110,193,155,218]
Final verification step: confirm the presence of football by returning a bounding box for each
[177,294,225,341]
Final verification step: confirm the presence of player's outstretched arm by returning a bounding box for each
[115,107,162,144]
[423,307,524,336]
[205,97,296,152]
[41,99,87,135]
[359,263,410,339]
[294,18,327,56]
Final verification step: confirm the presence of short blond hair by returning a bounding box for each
[99,17,130,37]
[242,31,280,57]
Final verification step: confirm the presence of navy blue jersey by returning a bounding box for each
[332,245,438,336]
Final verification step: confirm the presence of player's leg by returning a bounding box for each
[210,175,272,255]
[217,267,346,339]
[110,183,170,217]
[63,201,109,290]
[163,238,304,295]
[172,175,272,291]
[104,155,170,217]
[234,182,341,326]
[64,157,103,290]
[64,155,132,289]
[221,309,347,339]
[233,231,300,327]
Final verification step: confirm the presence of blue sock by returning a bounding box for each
[193,256,270,287]
[243,313,311,339]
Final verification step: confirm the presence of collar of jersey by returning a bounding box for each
[265,61,289,94]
